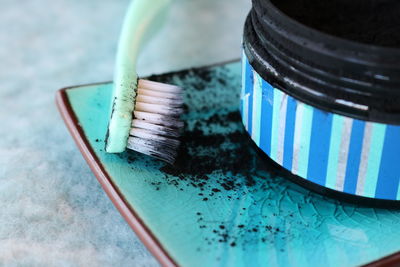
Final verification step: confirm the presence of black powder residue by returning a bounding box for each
[141,64,289,250]
[161,113,252,176]
[154,108,288,248]
[208,222,288,250]
[157,110,283,194]
[271,0,400,47]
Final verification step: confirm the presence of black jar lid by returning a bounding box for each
[244,0,400,125]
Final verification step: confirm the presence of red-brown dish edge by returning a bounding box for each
[56,85,178,267]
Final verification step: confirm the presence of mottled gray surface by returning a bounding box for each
[0,0,250,266]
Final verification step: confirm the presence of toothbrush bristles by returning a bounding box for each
[127,79,183,164]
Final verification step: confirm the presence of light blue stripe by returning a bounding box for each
[244,52,252,95]
[251,72,262,146]
[276,94,288,165]
[363,123,386,198]
[242,52,253,134]
[240,51,246,114]
[397,182,400,200]
[282,96,297,170]
[325,115,344,189]
[270,87,283,162]
[247,91,253,136]
[242,94,249,130]
[297,104,313,178]
[292,103,305,174]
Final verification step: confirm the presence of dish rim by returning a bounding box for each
[56,84,177,267]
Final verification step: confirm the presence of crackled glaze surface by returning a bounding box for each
[66,61,400,267]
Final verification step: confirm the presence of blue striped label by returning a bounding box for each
[241,52,400,201]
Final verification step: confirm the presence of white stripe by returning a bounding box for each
[325,115,344,189]
[292,103,304,175]
[276,94,288,165]
[356,122,373,195]
[335,117,353,191]
[251,72,262,145]
[241,51,246,99]
[270,89,283,161]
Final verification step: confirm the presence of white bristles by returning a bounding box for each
[135,102,183,116]
[127,79,183,164]
[129,128,180,148]
[132,119,180,137]
[136,94,182,106]
[134,111,184,128]
[137,88,181,100]
[127,137,177,164]
[138,79,182,93]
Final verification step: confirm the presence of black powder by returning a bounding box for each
[137,64,292,250]
[271,0,400,47]
[156,109,285,196]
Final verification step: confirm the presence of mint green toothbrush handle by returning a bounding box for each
[106,0,172,153]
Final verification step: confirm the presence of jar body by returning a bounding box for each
[241,5,400,202]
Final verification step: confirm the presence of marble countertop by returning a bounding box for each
[0,0,249,265]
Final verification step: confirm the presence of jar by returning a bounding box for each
[241,0,400,203]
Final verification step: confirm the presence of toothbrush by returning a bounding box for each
[105,0,183,164]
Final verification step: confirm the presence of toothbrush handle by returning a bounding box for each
[106,0,172,153]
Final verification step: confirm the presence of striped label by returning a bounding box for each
[241,52,400,201]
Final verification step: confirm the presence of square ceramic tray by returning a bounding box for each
[56,60,400,267]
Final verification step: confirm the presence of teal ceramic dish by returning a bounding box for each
[57,61,400,267]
